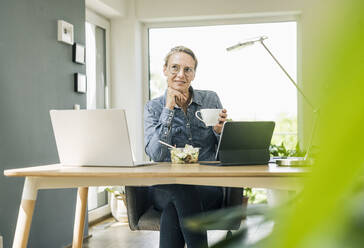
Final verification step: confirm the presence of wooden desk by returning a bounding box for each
[4,163,308,248]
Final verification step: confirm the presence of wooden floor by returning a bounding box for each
[83,214,273,248]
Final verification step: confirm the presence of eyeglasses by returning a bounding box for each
[168,64,195,76]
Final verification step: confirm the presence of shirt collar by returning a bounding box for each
[190,87,203,106]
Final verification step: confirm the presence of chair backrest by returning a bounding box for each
[125,186,151,230]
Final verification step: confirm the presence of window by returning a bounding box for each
[86,22,107,110]
[85,9,111,220]
[148,21,297,149]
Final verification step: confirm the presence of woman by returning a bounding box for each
[144,46,228,248]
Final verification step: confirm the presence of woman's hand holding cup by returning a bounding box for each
[195,108,227,133]
[213,109,227,134]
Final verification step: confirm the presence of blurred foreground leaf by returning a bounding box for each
[267,1,364,247]
[187,2,364,246]
[185,205,269,231]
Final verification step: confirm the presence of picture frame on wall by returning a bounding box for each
[57,20,74,45]
[74,73,87,93]
[73,43,85,64]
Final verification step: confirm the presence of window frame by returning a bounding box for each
[141,13,303,146]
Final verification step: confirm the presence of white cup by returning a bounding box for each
[195,109,222,126]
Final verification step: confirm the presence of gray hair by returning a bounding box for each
[164,46,198,70]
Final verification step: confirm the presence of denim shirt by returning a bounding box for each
[144,87,222,162]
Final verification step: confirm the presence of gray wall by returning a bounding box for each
[0,0,87,247]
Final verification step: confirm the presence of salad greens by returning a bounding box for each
[170,144,199,163]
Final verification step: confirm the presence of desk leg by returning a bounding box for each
[13,177,38,248]
[72,187,88,248]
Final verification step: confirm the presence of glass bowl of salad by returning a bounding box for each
[170,144,200,164]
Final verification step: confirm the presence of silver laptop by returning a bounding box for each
[50,109,155,167]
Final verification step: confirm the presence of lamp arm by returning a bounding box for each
[260,40,319,160]
[304,108,319,160]
[260,41,315,111]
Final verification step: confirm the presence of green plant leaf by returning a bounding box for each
[184,205,272,231]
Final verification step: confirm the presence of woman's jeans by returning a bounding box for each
[151,184,223,248]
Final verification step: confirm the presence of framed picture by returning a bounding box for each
[57,20,74,45]
[74,73,87,93]
[73,43,85,64]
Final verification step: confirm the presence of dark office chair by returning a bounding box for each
[125,186,245,232]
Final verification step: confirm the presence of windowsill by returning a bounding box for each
[88,204,111,225]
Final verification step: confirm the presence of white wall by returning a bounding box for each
[110,1,146,160]
[110,0,324,160]
[86,0,127,18]
[135,0,303,21]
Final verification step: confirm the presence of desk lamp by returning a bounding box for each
[226,36,318,166]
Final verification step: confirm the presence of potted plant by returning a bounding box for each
[105,186,127,222]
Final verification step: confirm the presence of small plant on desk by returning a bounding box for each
[269,142,305,158]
